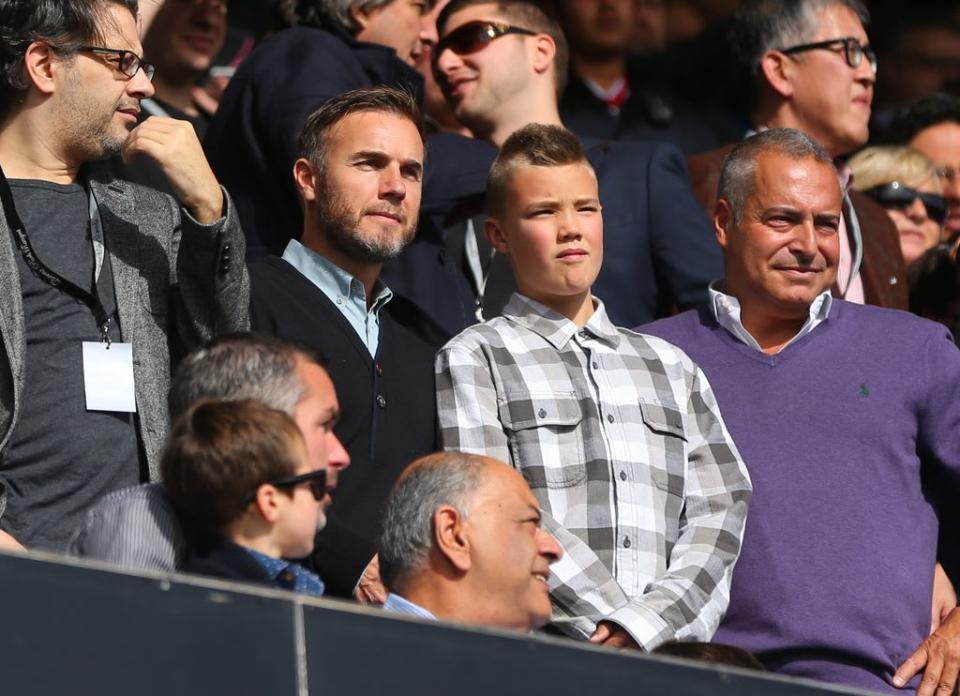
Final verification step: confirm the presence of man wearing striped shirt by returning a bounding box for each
[435,123,752,651]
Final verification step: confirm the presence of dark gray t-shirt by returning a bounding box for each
[2,179,142,551]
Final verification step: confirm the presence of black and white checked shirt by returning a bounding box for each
[436,294,751,649]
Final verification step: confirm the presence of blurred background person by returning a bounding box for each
[881,92,960,244]
[553,0,724,154]
[848,146,946,270]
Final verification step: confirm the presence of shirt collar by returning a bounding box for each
[502,293,621,350]
[243,546,325,596]
[282,239,393,313]
[708,282,833,352]
[382,593,437,620]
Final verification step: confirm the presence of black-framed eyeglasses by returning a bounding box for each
[78,46,156,81]
[241,469,328,508]
[866,182,948,225]
[779,36,877,73]
[436,20,537,56]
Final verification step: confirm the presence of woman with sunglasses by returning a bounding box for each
[848,145,947,268]
[850,145,960,341]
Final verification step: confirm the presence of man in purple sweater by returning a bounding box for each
[642,128,960,694]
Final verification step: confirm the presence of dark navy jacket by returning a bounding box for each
[204,26,496,260]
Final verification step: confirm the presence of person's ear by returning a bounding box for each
[485,217,510,255]
[349,2,378,32]
[714,198,734,250]
[293,158,319,203]
[434,505,471,572]
[23,41,59,97]
[760,50,795,99]
[253,484,283,524]
[530,34,556,79]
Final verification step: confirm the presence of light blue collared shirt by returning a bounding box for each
[382,593,437,620]
[282,239,393,356]
[708,282,833,353]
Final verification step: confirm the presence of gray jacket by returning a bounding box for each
[0,168,250,518]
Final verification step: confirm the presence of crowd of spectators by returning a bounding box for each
[2,0,960,694]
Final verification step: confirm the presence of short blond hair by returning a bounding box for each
[848,146,942,194]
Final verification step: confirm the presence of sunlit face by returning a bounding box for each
[356,0,435,65]
[910,122,960,241]
[882,177,943,268]
[142,0,227,76]
[291,359,350,530]
[54,4,155,162]
[719,153,842,321]
[489,162,602,310]
[781,4,874,156]
[308,111,424,264]
[465,462,562,631]
[434,4,534,134]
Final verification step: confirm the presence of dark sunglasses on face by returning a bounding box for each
[866,182,948,224]
[241,469,328,508]
[435,20,537,56]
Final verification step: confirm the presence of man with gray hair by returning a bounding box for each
[642,128,960,694]
[69,333,350,573]
[378,452,562,632]
[204,0,496,259]
[687,0,907,312]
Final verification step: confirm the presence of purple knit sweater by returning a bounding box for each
[641,301,960,693]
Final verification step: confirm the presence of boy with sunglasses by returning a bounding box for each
[162,399,329,595]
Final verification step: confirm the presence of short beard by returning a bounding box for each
[316,186,417,265]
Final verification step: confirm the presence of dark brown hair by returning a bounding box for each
[161,400,306,536]
[486,122,589,217]
[297,85,424,175]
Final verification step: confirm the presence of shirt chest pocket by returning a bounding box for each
[498,392,588,490]
[639,398,687,533]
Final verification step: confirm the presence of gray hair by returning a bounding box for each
[718,128,837,224]
[379,452,490,590]
[732,0,870,80]
[168,334,325,421]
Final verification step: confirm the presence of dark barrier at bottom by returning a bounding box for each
[0,551,879,696]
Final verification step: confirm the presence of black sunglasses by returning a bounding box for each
[436,20,537,56]
[78,46,156,81]
[241,469,328,508]
[866,182,948,224]
[779,36,877,73]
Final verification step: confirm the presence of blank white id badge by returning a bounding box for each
[82,341,137,412]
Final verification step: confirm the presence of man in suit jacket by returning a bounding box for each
[385,0,722,334]
[204,0,497,260]
[249,86,443,601]
[0,0,247,551]
[685,0,907,310]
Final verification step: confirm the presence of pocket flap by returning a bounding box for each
[639,398,686,440]
[499,391,583,431]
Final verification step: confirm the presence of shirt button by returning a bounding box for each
[376,395,387,409]
[623,537,631,549]
[537,408,547,418]
[607,413,614,423]
[336,297,343,305]
[591,361,599,369]
[619,470,627,481]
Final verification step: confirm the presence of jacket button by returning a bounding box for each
[375,362,383,376]
[376,395,387,409]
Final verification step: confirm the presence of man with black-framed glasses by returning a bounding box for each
[687,0,908,314]
[0,0,248,553]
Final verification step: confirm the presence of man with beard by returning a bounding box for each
[0,0,247,552]
[249,86,444,602]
